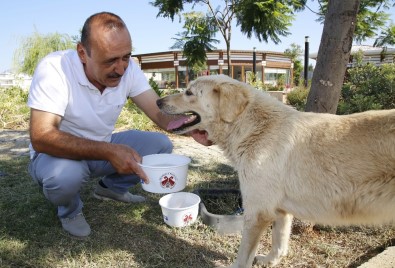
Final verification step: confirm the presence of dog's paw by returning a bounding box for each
[254,254,281,267]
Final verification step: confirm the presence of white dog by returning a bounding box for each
[157,75,395,267]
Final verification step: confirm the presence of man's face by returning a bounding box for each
[78,27,132,91]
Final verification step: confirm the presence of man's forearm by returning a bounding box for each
[31,129,114,161]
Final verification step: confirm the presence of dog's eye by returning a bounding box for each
[185,89,193,96]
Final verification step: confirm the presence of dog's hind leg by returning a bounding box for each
[228,215,271,268]
[255,212,293,267]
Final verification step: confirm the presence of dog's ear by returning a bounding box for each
[214,82,249,123]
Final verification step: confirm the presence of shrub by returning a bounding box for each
[148,77,162,97]
[115,98,158,131]
[0,86,156,132]
[338,63,395,114]
[286,87,309,111]
[0,86,30,129]
[246,72,265,90]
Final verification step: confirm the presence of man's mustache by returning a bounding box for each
[108,73,122,79]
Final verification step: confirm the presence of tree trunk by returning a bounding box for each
[305,0,360,114]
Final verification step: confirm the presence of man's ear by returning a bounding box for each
[77,43,87,64]
[214,82,249,123]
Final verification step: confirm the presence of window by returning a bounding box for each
[264,68,290,87]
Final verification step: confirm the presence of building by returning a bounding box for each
[348,45,395,67]
[0,72,32,90]
[310,45,395,67]
[133,49,294,89]
[0,72,16,88]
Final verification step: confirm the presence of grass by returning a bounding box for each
[199,190,242,215]
[1,152,395,268]
[0,152,237,268]
[1,86,395,267]
[0,87,30,130]
[0,87,156,132]
[115,99,157,132]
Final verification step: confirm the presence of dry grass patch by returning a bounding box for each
[0,88,394,267]
[1,152,394,268]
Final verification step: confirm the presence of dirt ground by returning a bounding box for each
[0,129,227,161]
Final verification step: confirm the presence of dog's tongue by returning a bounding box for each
[167,116,190,130]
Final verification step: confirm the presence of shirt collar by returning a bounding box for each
[71,51,98,90]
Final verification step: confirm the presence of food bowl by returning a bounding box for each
[193,189,244,234]
[139,154,191,194]
[159,192,201,227]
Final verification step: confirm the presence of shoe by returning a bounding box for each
[60,213,91,237]
[93,183,146,203]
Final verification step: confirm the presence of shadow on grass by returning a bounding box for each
[347,238,395,268]
[186,156,239,190]
[0,156,230,268]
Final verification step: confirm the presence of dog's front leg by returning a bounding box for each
[255,212,293,267]
[228,215,271,268]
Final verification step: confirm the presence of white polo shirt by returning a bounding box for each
[28,49,150,148]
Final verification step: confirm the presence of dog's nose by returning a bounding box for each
[156,98,163,108]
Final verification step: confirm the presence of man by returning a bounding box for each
[28,12,210,237]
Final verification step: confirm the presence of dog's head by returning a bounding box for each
[156,75,250,134]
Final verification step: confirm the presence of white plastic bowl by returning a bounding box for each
[139,154,191,194]
[159,192,201,227]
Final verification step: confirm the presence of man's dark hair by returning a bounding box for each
[80,12,127,56]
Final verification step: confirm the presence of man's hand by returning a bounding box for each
[188,129,213,146]
[107,144,150,184]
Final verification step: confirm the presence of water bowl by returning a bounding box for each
[159,192,201,227]
[139,154,191,194]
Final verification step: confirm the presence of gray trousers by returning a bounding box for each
[28,130,173,219]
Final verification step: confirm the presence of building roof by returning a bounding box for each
[309,45,395,59]
[133,49,288,57]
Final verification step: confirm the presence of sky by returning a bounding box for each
[1,0,394,73]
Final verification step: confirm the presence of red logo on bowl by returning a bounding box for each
[183,213,193,225]
[160,172,177,189]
